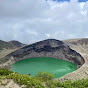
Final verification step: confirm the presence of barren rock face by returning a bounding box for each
[0,39,85,68]
[63,38,88,63]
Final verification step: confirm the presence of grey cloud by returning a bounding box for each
[0,0,88,44]
[0,0,49,18]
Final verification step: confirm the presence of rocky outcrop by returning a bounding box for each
[0,39,85,68]
[8,40,26,48]
[63,38,88,63]
[0,40,25,50]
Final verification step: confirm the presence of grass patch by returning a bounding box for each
[6,73,44,88]
[35,72,54,82]
[0,68,13,76]
[0,68,88,88]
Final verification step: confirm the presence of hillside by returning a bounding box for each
[0,40,25,50]
[0,40,26,63]
[0,39,84,69]
[56,38,88,81]
[63,38,88,62]
[8,40,25,48]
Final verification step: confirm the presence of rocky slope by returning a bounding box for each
[0,39,84,68]
[56,38,88,81]
[8,40,25,48]
[63,38,88,62]
[0,40,25,50]
[0,40,26,66]
[57,63,88,81]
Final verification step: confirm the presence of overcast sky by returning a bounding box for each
[0,0,88,44]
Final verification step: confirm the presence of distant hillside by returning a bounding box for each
[8,40,25,48]
[0,40,25,50]
[63,38,88,47]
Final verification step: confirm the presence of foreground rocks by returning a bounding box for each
[0,79,25,88]
[0,39,84,68]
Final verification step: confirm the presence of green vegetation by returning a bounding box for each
[0,68,13,76]
[0,68,88,88]
[6,73,44,88]
[46,79,88,88]
[46,80,87,88]
[35,72,54,81]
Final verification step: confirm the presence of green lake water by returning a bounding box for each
[11,57,77,78]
